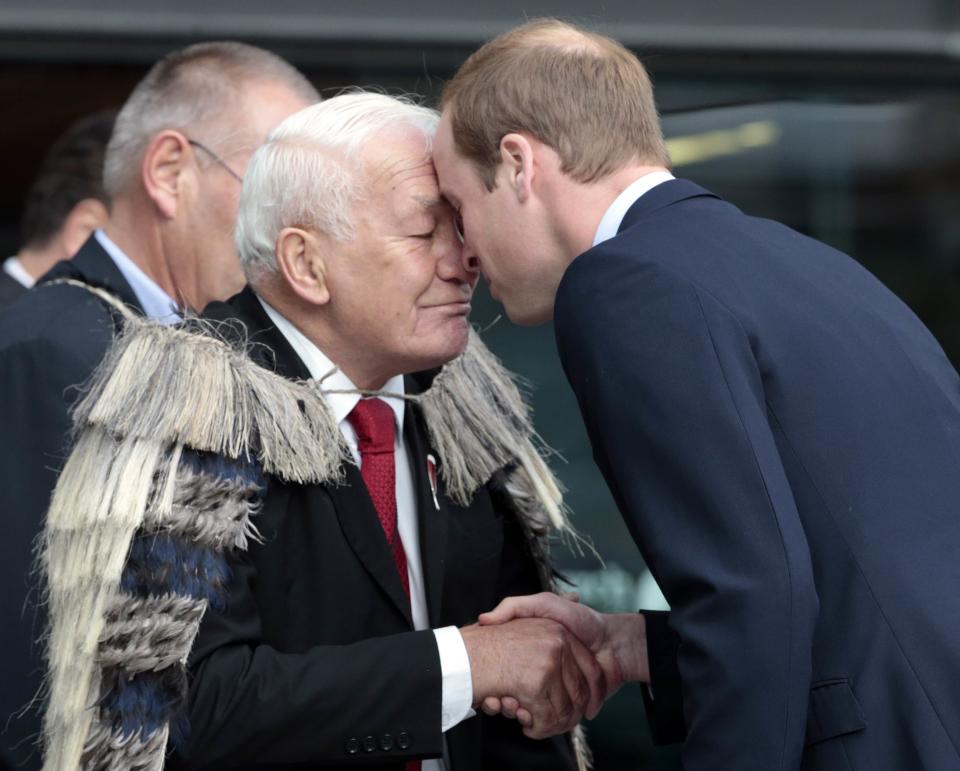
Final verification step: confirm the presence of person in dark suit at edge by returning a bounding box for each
[431,18,960,771]
[1,109,116,308]
[0,42,316,769]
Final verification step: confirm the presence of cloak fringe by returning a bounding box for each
[41,429,166,771]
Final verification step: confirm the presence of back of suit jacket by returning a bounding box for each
[169,289,575,771]
[0,236,140,770]
[0,269,25,309]
[554,179,960,771]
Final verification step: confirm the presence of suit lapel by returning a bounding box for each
[38,234,144,313]
[325,463,414,627]
[404,401,448,627]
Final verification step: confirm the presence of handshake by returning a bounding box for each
[460,593,650,739]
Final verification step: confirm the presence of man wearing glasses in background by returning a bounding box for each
[0,41,317,769]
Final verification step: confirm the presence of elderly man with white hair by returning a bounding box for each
[38,94,594,771]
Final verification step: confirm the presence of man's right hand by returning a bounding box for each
[475,593,651,732]
[459,616,605,739]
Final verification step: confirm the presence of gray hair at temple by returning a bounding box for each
[235,91,440,284]
[103,41,318,196]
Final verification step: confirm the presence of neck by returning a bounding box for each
[552,163,670,259]
[103,198,180,303]
[15,244,65,280]
[313,334,391,391]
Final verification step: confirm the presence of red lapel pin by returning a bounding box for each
[426,454,440,510]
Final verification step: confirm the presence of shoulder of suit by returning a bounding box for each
[0,279,119,357]
[556,241,695,318]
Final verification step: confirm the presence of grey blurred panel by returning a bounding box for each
[0,0,959,55]
[663,102,922,178]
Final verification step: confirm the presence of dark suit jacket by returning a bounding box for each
[0,268,25,309]
[0,236,141,771]
[553,179,960,771]
[169,288,575,771]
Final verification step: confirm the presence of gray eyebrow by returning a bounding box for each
[413,194,443,210]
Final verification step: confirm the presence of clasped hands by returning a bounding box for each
[459,592,649,739]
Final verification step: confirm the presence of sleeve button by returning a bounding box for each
[397,731,412,750]
[345,737,360,755]
[363,735,377,753]
[380,733,395,751]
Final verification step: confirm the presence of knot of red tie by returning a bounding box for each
[348,397,395,454]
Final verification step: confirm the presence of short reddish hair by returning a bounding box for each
[441,18,669,190]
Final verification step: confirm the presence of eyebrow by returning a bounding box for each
[413,194,443,210]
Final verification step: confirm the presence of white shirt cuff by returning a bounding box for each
[434,626,475,731]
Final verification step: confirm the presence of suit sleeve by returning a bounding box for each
[641,610,685,745]
[554,256,819,771]
[176,548,445,769]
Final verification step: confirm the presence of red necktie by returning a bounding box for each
[347,399,420,771]
[347,398,410,596]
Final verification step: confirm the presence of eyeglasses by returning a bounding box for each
[187,139,243,183]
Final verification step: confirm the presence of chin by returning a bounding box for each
[503,299,552,327]
[403,317,471,374]
[422,329,471,371]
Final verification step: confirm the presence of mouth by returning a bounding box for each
[424,300,472,316]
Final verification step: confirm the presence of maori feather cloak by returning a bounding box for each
[38,298,589,771]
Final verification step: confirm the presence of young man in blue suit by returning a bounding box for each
[433,18,960,771]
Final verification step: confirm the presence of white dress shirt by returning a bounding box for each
[94,229,180,324]
[259,299,474,770]
[3,256,34,289]
[592,171,675,247]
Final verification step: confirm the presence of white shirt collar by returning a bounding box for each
[3,256,35,289]
[94,229,180,324]
[592,171,675,247]
[258,297,406,432]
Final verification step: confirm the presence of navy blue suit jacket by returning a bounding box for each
[554,179,960,771]
[0,269,25,309]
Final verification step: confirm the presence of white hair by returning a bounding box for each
[235,91,440,284]
[103,41,318,196]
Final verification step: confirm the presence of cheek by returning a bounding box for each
[222,192,242,230]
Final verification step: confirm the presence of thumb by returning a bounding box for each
[478,592,555,625]
[478,597,525,625]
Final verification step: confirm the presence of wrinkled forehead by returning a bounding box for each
[370,147,437,191]
[364,133,446,219]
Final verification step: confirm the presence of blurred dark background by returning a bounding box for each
[4,2,960,768]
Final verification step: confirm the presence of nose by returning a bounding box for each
[438,234,479,288]
[461,239,480,276]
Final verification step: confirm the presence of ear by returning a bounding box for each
[275,226,330,305]
[142,130,192,219]
[59,198,109,259]
[498,133,536,203]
